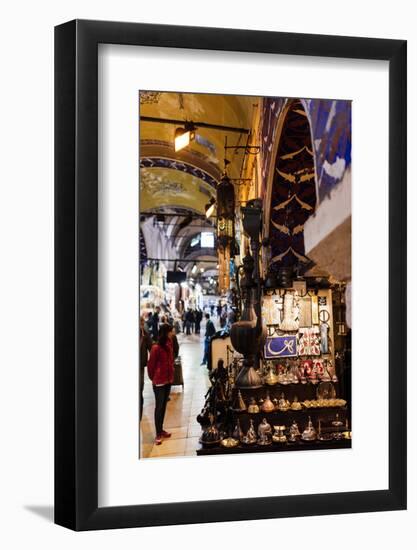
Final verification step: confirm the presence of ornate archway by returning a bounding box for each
[267,99,317,270]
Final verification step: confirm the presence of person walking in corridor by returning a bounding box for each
[139,316,152,420]
[201,313,216,366]
[195,308,203,334]
[147,324,174,445]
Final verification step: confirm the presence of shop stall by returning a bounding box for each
[196,201,351,455]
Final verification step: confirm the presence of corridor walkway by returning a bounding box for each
[139,322,213,459]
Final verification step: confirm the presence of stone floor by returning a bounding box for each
[139,323,212,459]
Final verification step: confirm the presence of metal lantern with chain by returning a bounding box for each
[216,168,235,293]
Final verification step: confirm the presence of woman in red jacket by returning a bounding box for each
[147,323,174,445]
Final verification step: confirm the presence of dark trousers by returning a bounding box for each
[152,384,171,435]
[139,367,145,420]
[202,338,210,365]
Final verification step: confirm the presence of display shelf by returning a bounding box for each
[232,406,348,416]
[234,382,341,391]
[196,438,351,456]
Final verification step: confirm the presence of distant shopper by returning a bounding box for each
[145,311,153,334]
[147,324,174,445]
[170,325,179,359]
[195,308,203,334]
[201,313,216,366]
[151,308,160,341]
[216,301,222,318]
[185,308,194,335]
[139,316,152,420]
[220,305,227,328]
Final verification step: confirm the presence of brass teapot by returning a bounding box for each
[242,419,257,445]
[247,396,260,414]
[290,395,302,411]
[264,364,279,386]
[261,391,275,413]
[288,420,301,442]
[278,392,290,412]
[257,418,272,445]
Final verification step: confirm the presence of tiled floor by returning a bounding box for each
[139,324,211,459]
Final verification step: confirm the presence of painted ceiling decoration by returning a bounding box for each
[140,157,218,189]
[140,167,214,215]
[140,140,222,180]
[260,96,286,199]
[140,91,257,181]
[139,91,162,104]
[260,96,351,203]
[140,91,259,262]
[269,100,317,269]
[306,99,351,200]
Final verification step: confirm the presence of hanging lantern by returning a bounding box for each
[216,173,235,249]
[216,173,235,293]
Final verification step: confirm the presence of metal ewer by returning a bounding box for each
[231,202,264,389]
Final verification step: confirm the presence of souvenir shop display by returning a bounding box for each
[196,201,351,456]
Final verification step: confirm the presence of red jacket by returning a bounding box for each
[147,340,174,385]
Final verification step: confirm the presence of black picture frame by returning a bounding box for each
[55,19,407,531]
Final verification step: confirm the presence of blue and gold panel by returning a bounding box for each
[264,335,298,359]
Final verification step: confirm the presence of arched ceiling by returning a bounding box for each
[139,91,260,264]
[140,91,259,215]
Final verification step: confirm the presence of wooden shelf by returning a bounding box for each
[196,438,351,456]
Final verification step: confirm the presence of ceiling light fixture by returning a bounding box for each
[205,197,216,219]
[174,122,196,152]
[191,263,197,274]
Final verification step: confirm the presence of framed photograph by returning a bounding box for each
[55,19,406,530]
